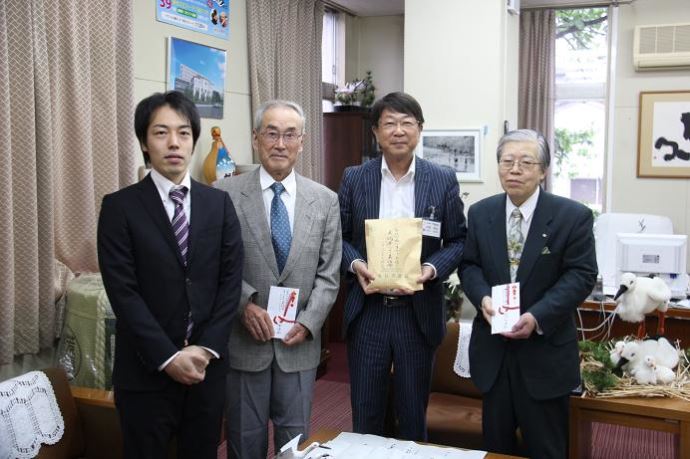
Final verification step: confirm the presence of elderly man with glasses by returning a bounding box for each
[338,92,466,441]
[215,100,341,459]
[460,129,597,458]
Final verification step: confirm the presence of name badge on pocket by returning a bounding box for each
[422,219,441,238]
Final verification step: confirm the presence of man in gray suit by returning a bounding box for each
[216,100,341,459]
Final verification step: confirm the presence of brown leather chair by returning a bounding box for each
[426,321,484,450]
[36,367,122,459]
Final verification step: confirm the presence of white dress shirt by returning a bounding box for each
[150,168,192,223]
[505,186,540,241]
[260,166,296,232]
[379,155,415,219]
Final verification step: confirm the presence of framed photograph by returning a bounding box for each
[637,90,690,178]
[417,129,482,182]
[167,37,226,119]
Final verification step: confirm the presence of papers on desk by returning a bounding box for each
[299,432,486,459]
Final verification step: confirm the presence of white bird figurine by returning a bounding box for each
[614,272,671,338]
[632,355,657,385]
[654,362,676,385]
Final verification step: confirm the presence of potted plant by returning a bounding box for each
[334,71,375,111]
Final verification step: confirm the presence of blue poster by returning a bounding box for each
[156,0,230,40]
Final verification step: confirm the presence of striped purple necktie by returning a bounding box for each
[169,186,189,265]
[169,186,193,342]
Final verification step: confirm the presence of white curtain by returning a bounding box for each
[247,0,324,182]
[0,0,135,366]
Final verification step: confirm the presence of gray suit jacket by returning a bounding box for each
[216,168,341,372]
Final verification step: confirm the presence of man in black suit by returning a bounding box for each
[460,129,597,458]
[97,91,243,459]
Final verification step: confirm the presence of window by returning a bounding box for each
[322,9,344,112]
[552,8,609,213]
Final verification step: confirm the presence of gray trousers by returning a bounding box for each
[225,360,317,459]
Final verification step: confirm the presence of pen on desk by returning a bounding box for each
[317,445,331,450]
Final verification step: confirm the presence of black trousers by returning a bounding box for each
[482,347,569,459]
[114,359,226,459]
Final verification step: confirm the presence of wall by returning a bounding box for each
[404,0,520,206]
[133,1,252,182]
[611,0,690,261]
[345,15,405,98]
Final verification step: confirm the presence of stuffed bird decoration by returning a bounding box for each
[614,272,671,338]
[612,337,679,385]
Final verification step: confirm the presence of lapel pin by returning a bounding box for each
[542,233,547,238]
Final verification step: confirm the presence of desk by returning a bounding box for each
[577,299,690,345]
[301,429,523,458]
[570,395,690,458]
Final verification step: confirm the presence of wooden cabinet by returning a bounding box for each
[322,111,378,191]
[322,111,377,344]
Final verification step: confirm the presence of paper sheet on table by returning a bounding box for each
[305,432,486,459]
[491,282,521,335]
[365,218,423,292]
[267,286,299,339]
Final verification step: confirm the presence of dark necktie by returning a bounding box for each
[270,182,291,273]
[169,186,190,265]
[169,186,193,340]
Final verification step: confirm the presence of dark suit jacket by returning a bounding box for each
[97,174,243,391]
[461,190,597,400]
[339,156,466,347]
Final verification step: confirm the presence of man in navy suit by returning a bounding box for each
[461,129,597,458]
[97,91,243,458]
[338,92,466,441]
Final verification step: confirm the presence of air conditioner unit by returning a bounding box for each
[633,23,690,71]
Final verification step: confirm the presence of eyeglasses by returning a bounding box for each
[378,120,419,132]
[498,158,541,171]
[260,130,302,145]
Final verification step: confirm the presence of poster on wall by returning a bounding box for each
[168,37,226,119]
[157,0,230,40]
[637,90,690,178]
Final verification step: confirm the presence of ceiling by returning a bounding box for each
[327,0,619,16]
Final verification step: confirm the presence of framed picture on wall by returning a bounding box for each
[417,129,482,182]
[167,37,226,119]
[637,90,690,178]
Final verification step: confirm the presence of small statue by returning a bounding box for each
[203,126,235,184]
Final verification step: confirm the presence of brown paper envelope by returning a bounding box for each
[365,217,423,291]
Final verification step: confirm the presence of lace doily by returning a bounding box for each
[0,371,65,459]
[453,321,473,378]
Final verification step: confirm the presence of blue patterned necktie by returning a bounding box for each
[508,208,524,282]
[169,186,193,340]
[270,182,292,273]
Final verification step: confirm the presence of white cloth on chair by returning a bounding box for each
[453,321,473,378]
[0,371,64,459]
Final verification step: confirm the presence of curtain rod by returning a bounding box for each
[522,0,635,9]
[322,1,356,16]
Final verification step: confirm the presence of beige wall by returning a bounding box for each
[345,15,405,98]
[133,0,252,182]
[404,0,520,207]
[611,0,690,246]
